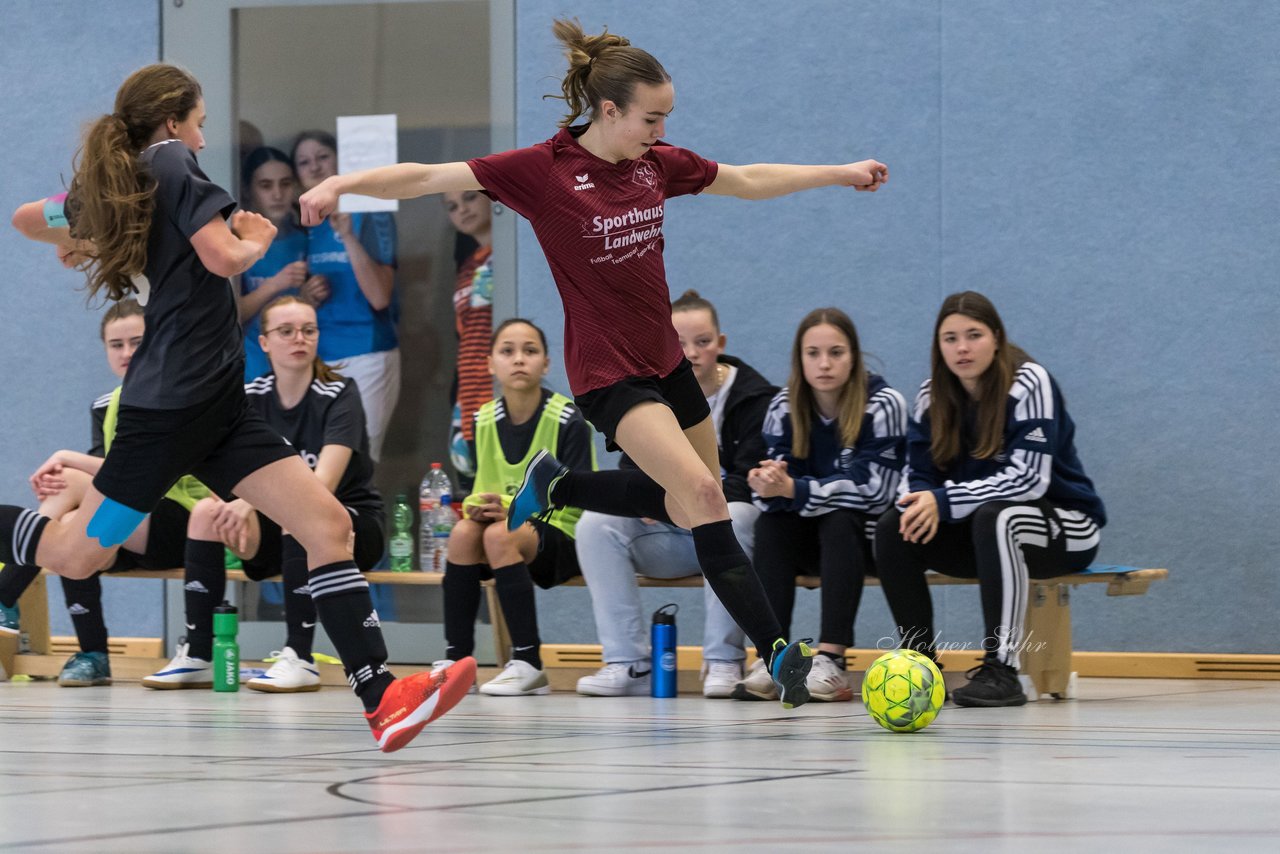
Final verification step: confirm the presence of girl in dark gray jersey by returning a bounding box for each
[7,64,471,752]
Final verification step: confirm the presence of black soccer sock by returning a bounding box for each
[308,561,393,712]
[183,538,226,661]
[692,520,785,668]
[818,649,847,669]
[549,469,672,524]
[0,506,51,568]
[442,561,486,661]
[61,574,108,655]
[492,563,542,670]
[280,536,316,662]
[0,562,42,609]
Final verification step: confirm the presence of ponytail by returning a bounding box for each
[548,18,670,128]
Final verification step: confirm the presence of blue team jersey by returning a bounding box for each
[241,223,308,381]
[305,213,399,360]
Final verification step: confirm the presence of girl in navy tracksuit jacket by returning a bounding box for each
[875,291,1106,708]
[744,308,906,703]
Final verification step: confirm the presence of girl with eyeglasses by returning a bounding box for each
[145,296,385,695]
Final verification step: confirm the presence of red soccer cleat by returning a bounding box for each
[365,656,477,752]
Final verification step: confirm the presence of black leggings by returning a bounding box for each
[752,509,874,649]
[875,501,1100,668]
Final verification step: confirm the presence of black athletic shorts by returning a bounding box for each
[105,498,190,572]
[240,506,385,581]
[574,358,711,452]
[94,376,296,513]
[526,522,581,590]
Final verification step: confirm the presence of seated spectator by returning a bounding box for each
[143,297,384,692]
[735,308,906,702]
[875,291,1105,707]
[0,300,206,686]
[574,291,777,698]
[438,319,594,696]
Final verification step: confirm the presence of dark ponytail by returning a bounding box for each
[548,18,670,128]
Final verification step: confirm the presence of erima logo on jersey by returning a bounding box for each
[363,610,381,628]
[67,603,90,616]
[185,581,208,593]
[573,173,595,191]
[1025,427,1048,443]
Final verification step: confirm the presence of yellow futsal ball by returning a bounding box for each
[861,650,945,733]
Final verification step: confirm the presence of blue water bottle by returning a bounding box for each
[650,603,678,698]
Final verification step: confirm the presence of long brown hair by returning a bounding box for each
[260,296,343,384]
[928,291,1031,467]
[548,18,671,128]
[69,64,203,301]
[787,308,867,459]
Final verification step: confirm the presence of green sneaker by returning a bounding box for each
[0,601,19,636]
[58,651,112,687]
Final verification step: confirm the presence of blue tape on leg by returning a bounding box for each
[86,498,146,548]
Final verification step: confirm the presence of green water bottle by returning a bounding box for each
[389,493,413,572]
[212,601,240,692]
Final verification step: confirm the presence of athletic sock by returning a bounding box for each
[61,575,108,654]
[0,507,50,567]
[0,562,42,609]
[442,561,486,661]
[492,563,542,670]
[280,536,315,662]
[308,561,393,712]
[183,538,226,661]
[549,469,672,524]
[818,649,847,669]
[692,520,785,668]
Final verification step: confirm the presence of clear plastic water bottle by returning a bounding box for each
[429,496,455,571]
[428,462,456,518]
[389,494,413,572]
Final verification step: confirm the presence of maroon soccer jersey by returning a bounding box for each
[468,128,718,395]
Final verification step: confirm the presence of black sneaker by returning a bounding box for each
[951,655,1026,707]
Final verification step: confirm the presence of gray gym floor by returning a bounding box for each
[1,677,1277,852]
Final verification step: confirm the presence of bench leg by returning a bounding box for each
[1,574,51,680]
[1021,582,1074,699]
[483,581,511,666]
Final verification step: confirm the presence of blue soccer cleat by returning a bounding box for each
[507,449,568,531]
[770,638,815,709]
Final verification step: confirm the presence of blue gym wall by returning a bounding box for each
[0,0,166,637]
[1,1,1275,654]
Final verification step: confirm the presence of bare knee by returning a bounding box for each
[448,519,486,564]
[187,498,222,540]
[482,521,514,555]
[684,472,727,515]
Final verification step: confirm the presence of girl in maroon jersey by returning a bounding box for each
[300,19,888,708]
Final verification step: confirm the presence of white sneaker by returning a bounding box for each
[432,659,478,694]
[246,647,321,693]
[807,653,853,701]
[576,661,650,697]
[730,659,777,701]
[142,642,212,690]
[701,660,744,699]
[480,659,551,696]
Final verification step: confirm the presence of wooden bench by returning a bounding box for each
[3,564,1167,699]
[554,564,1169,699]
[0,569,510,685]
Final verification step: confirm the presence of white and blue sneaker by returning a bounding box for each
[142,642,212,690]
[506,449,568,531]
[246,646,321,693]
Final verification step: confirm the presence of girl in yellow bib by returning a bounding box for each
[440,319,595,696]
